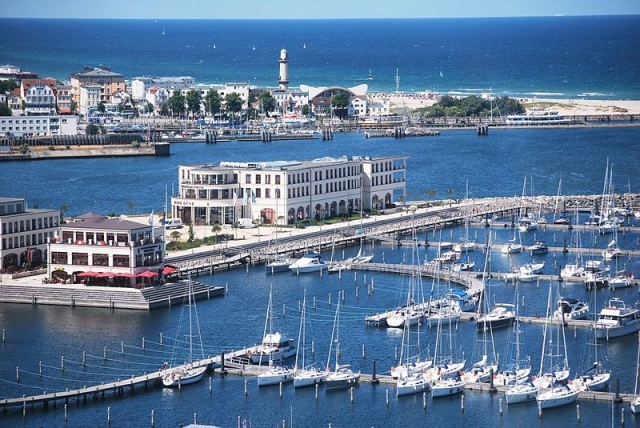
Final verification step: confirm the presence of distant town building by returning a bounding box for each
[170,155,407,227]
[70,66,126,108]
[0,197,59,273]
[131,76,195,100]
[55,84,73,114]
[47,214,165,286]
[21,80,58,116]
[0,64,38,84]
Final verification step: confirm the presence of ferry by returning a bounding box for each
[594,298,640,340]
[505,108,572,126]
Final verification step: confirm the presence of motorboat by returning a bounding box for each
[584,271,609,290]
[553,216,571,225]
[288,253,327,273]
[528,240,549,255]
[250,331,296,365]
[476,304,515,330]
[594,298,640,340]
[518,216,538,232]
[452,258,475,272]
[257,365,294,386]
[430,251,458,264]
[552,297,589,321]
[444,290,478,312]
[520,261,545,274]
[560,263,585,281]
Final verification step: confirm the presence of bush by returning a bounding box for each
[131,140,141,148]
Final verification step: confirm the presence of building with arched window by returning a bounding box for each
[171,155,407,227]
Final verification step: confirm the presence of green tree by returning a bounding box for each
[145,102,154,114]
[0,80,18,93]
[301,104,310,116]
[258,90,276,115]
[97,102,106,113]
[224,92,244,125]
[59,204,69,223]
[167,90,186,117]
[185,89,202,116]
[70,101,77,114]
[204,89,222,116]
[0,103,12,116]
[187,222,195,242]
[211,223,222,242]
[85,123,100,135]
[126,200,135,215]
[170,231,182,242]
[331,92,350,119]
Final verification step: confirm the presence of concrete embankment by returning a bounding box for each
[0,143,170,161]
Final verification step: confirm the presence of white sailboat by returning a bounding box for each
[630,332,640,414]
[534,284,578,410]
[257,286,294,386]
[325,298,360,390]
[162,277,207,387]
[293,292,325,388]
[251,286,296,365]
[504,284,538,404]
[453,181,476,253]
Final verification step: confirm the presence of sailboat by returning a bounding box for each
[257,286,294,386]
[570,287,610,392]
[394,222,431,396]
[504,284,538,404]
[453,181,476,253]
[464,238,499,384]
[293,292,325,388]
[251,286,296,365]
[517,175,539,232]
[325,298,360,390]
[266,197,291,273]
[162,276,207,387]
[630,332,640,414]
[534,284,578,410]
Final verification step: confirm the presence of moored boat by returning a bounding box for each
[552,297,589,321]
[257,365,294,386]
[594,297,640,340]
[476,303,515,330]
[288,253,327,273]
[528,240,549,255]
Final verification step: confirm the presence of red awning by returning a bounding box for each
[162,266,178,275]
[77,271,99,277]
[114,272,137,278]
[96,272,115,278]
[138,271,158,278]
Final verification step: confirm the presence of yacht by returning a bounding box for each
[249,332,296,365]
[288,253,327,273]
[528,240,549,255]
[476,303,515,330]
[594,298,640,339]
[501,239,523,254]
[552,297,589,321]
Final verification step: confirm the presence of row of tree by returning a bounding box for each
[415,95,525,118]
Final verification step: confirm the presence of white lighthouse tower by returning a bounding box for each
[278,48,289,90]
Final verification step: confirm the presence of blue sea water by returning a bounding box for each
[1,16,639,99]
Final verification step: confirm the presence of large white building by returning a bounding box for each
[171,155,407,227]
[131,76,195,100]
[0,197,59,272]
[0,115,78,137]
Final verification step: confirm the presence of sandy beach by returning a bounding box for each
[372,92,640,116]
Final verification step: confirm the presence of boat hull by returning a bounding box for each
[431,379,465,397]
[536,387,579,409]
[293,370,326,388]
[257,368,294,386]
[505,384,539,404]
[325,371,360,390]
[162,366,207,388]
[396,375,430,397]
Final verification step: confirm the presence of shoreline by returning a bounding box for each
[371,92,640,116]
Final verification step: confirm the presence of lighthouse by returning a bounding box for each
[278,48,289,90]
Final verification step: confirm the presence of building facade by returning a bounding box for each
[0,115,78,137]
[171,156,407,227]
[70,66,125,107]
[0,197,59,272]
[46,215,165,286]
[131,76,195,100]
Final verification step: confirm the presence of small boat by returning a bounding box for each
[584,271,609,290]
[518,261,545,281]
[528,240,549,255]
[476,304,515,330]
[430,377,465,397]
[631,332,640,414]
[518,216,538,232]
[430,250,458,264]
[325,300,360,390]
[452,258,475,272]
[396,371,430,397]
[501,239,523,254]
[608,270,634,290]
[288,253,327,273]
[161,277,207,388]
[602,239,622,260]
[552,297,589,321]
[554,216,570,225]
[257,364,294,386]
[444,290,478,313]
[293,293,326,388]
[594,297,640,340]
[386,304,426,329]
[536,385,579,409]
[266,254,292,274]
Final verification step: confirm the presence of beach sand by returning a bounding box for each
[372,92,640,116]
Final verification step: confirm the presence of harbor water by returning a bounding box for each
[1,128,640,426]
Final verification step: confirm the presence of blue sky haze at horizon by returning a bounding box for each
[4,0,640,19]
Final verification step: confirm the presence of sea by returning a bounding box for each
[1,16,640,99]
[1,16,640,428]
